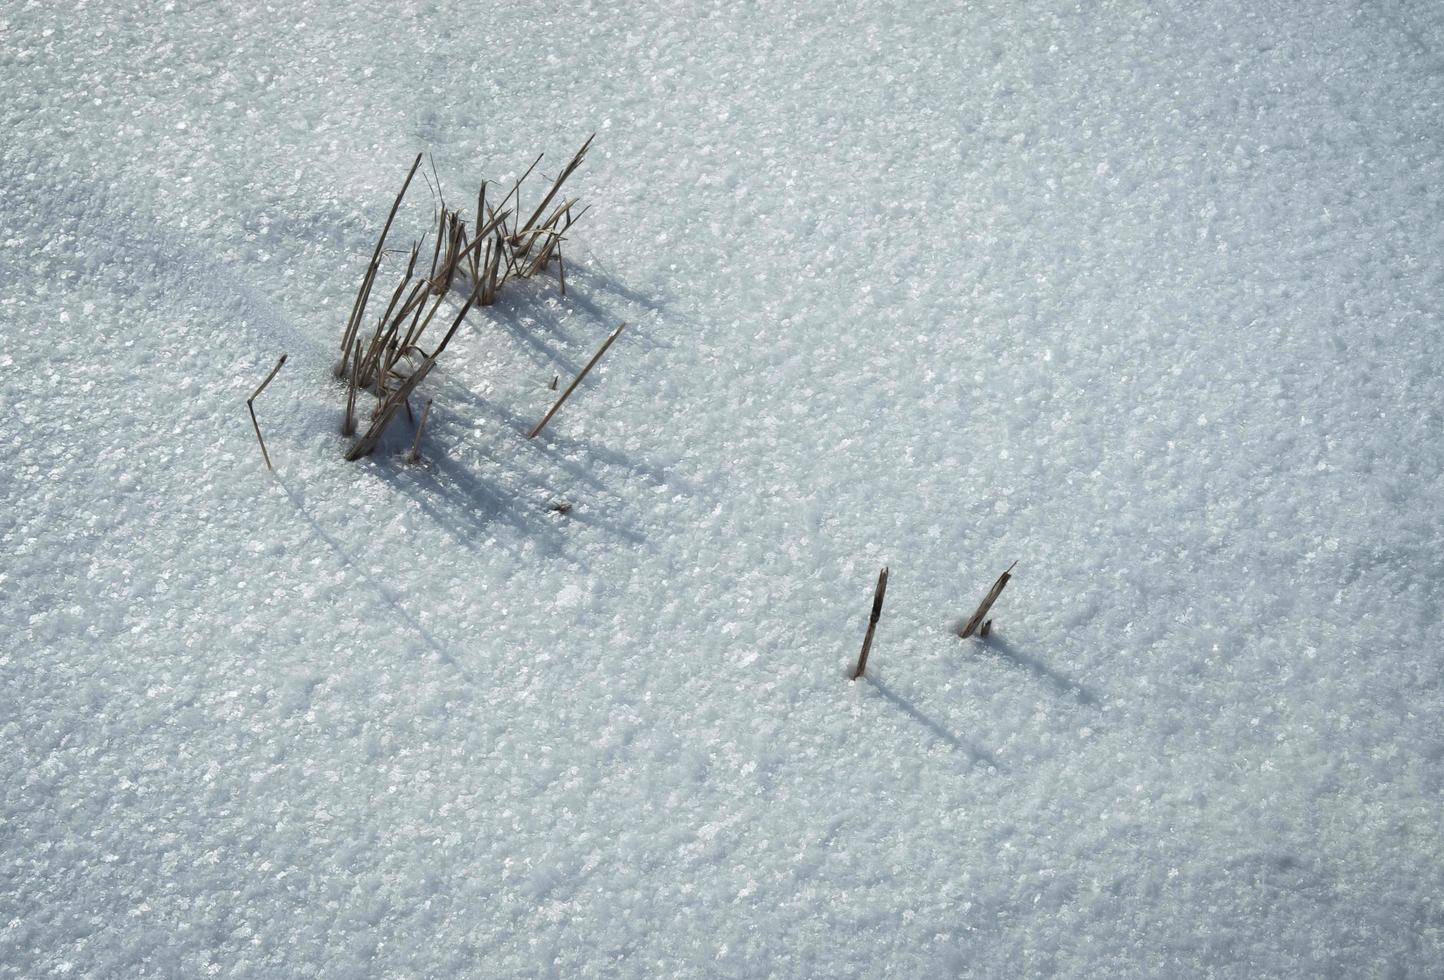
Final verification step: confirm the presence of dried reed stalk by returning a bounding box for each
[852,566,889,680]
[528,322,626,439]
[439,214,465,295]
[957,562,1018,639]
[393,279,433,356]
[247,354,287,470]
[493,152,544,224]
[408,398,433,463]
[342,338,361,436]
[438,206,512,298]
[345,282,483,460]
[357,257,419,387]
[403,285,450,355]
[338,263,377,379]
[346,354,438,461]
[425,207,446,287]
[338,139,594,461]
[514,134,593,257]
[339,153,423,374]
[469,181,487,283]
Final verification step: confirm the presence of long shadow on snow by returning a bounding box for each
[278,476,477,684]
[431,364,689,503]
[866,677,1002,771]
[376,263,689,552]
[570,256,670,315]
[450,259,671,372]
[371,389,652,554]
[976,633,1099,706]
[385,447,566,557]
[556,266,675,352]
[527,423,687,505]
[473,286,582,375]
[495,257,679,361]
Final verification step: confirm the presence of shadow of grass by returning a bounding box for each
[976,633,1098,706]
[866,677,1003,771]
[278,475,478,684]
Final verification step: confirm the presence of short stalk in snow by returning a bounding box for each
[528,323,626,439]
[957,562,1017,639]
[408,398,433,464]
[247,354,287,471]
[852,566,889,680]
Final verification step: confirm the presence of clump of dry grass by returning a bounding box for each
[336,136,596,461]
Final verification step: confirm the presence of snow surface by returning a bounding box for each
[4,0,1443,975]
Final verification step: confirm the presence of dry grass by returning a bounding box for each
[852,566,890,680]
[407,398,434,464]
[336,137,600,461]
[247,354,287,470]
[956,562,1017,639]
[338,154,423,380]
[528,322,625,440]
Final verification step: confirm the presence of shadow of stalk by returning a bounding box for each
[978,633,1098,706]
[866,677,1002,771]
[278,476,478,684]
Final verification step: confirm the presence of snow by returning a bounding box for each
[4,0,1443,975]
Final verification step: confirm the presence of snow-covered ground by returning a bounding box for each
[4,0,1443,975]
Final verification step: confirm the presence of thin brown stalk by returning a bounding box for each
[432,279,486,357]
[340,153,423,356]
[426,206,447,289]
[342,339,361,436]
[247,354,287,471]
[358,307,399,391]
[514,197,578,262]
[389,279,431,348]
[408,398,433,463]
[443,207,512,286]
[528,322,626,439]
[517,133,593,245]
[957,562,1018,639]
[404,284,450,353]
[852,566,889,680]
[562,203,589,232]
[496,225,520,281]
[493,152,544,220]
[355,243,422,388]
[363,269,418,370]
[480,238,495,304]
[439,215,464,294]
[490,231,507,295]
[450,218,469,286]
[375,338,402,410]
[523,228,568,277]
[344,279,480,461]
[337,262,377,377]
[530,204,588,286]
[470,181,487,282]
[346,355,439,461]
[430,153,445,215]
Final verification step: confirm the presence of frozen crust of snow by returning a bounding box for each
[3,0,1443,975]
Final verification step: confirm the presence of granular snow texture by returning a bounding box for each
[3,0,1442,975]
